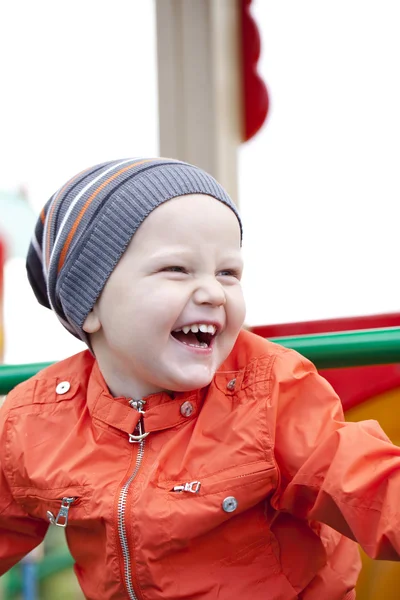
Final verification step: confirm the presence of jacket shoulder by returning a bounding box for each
[2,350,94,413]
[222,329,292,371]
[219,329,317,390]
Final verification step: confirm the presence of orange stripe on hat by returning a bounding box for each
[45,166,92,270]
[57,159,154,274]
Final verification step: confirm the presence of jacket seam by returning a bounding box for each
[167,474,274,498]
[12,484,90,494]
[2,417,33,516]
[158,459,270,485]
[91,417,132,440]
[4,378,38,410]
[293,479,393,513]
[4,416,15,488]
[264,353,282,494]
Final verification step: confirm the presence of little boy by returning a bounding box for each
[1,157,400,600]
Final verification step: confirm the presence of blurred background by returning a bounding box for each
[1,0,399,366]
[1,0,400,598]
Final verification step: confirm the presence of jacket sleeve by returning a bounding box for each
[269,349,400,561]
[0,398,49,574]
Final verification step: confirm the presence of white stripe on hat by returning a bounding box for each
[42,191,57,280]
[30,232,43,263]
[48,158,135,280]
[44,158,138,315]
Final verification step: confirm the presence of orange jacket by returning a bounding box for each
[1,330,400,599]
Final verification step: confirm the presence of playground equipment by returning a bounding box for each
[251,313,400,600]
[1,322,400,599]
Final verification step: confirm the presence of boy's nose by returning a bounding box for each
[193,277,226,307]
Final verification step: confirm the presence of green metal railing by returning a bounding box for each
[1,325,400,596]
[0,362,52,395]
[269,326,400,369]
[1,327,400,395]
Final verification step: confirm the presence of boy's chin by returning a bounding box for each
[168,371,216,393]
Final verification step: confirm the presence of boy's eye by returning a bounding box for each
[163,266,186,273]
[217,269,242,279]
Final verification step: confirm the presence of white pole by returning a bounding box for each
[155,0,243,206]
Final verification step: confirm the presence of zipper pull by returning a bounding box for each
[47,497,75,528]
[129,398,146,414]
[129,418,149,443]
[128,398,149,442]
[172,481,202,494]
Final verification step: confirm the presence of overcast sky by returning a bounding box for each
[1,0,399,364]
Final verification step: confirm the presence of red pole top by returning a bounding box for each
[240,0,269,141]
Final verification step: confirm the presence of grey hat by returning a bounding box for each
[26,157,242,342]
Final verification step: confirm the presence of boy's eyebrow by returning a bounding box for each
[148,248,243,262]
[147,248,193,260]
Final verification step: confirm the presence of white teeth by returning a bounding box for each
[175,323,217,335]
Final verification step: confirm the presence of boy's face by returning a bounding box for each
[83,194,245,398]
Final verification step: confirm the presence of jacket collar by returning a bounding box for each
[86,360,205,437]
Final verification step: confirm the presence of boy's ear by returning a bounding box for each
[82,308,101,334]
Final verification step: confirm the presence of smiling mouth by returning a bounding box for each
[171,324,217,349]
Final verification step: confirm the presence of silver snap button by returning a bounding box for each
[222,496,238,513]
[227,378,236,391]
[180,400,194,417]
[56,381,71,395]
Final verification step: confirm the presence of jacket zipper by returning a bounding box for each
[118,399,148,600]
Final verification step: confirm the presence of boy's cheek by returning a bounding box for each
[231,290,246,328]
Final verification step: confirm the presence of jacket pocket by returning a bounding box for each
[169,460,277,498]
[164,461,278,544]
[14,486,91,526]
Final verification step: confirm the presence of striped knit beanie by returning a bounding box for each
[26,158,242,343]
